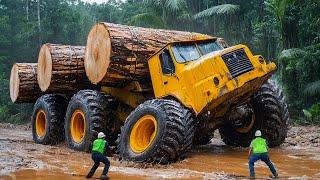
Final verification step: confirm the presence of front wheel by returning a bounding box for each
[64,90,115,152]
[118,99,195,164]
[219,80,289,147]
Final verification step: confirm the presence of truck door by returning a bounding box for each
[159,49,180,95]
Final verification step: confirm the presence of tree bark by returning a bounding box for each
[10,63,42,103]
[37,44,93,93]
[85,22,214,89]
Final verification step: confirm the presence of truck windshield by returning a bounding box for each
[197,41,223,55]
[171,44,201,63]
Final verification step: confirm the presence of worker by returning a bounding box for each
[86,132,110,179]
[248,130,278,179]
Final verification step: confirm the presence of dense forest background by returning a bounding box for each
[0,0,319,124]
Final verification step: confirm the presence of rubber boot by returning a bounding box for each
[86,171,94,178]
[269,173,279,179]
[100,175,109,180]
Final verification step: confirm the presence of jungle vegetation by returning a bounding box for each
[0,0,319,124]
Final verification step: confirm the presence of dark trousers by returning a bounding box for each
[249,153,277,177]
[87,152,110,176]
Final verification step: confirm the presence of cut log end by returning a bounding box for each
[85,22,214,87]
[10,63,41,103]
[85,23,111,84]
[37,44,53,91]
[10,64,20,103]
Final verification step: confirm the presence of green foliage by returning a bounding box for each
[303,104,320,125]
[278,43,320,118]
[0,0,319,124]
[143,0,186,12]
[129,13,164,28]
[278,48,305,60]
[194,4,240,19]
[303,81,320,97]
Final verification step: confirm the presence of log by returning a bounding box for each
[85,22,214,88]
[37,44,92,93]
[10,63,42,103]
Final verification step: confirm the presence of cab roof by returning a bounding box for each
[148,37,217,60]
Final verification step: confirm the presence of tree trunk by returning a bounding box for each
[10,63,42,103]
[26,0,29,21]
[37,44,93,93]
[85,22,214,89]
[37,0,41,46]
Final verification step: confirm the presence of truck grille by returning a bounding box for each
[221,48,254,78]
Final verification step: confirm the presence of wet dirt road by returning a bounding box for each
[0,124,319,179]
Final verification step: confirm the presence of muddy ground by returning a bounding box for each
[0,123,319,180]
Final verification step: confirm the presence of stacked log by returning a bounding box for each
[85,22,214,88]
[37,44,92,93]
[10,63,42,103]
[10,23,214,103]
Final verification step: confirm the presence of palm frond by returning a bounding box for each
[143,0,162,6]
[194,4,240,19]
[165,0,186,11]
[129,12,164,28]
[265,0,297,24]
[278,48,305,59]
[177,10,192,20]
[303,109,312,119]
[303,80,320,97]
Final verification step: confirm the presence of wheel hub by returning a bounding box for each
[35,110,47,138]
[71,110,86,143]
[130,115,158,153]
[235,113,255,133]
[228,105,255,133]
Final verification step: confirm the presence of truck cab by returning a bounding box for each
[148,38,276,117]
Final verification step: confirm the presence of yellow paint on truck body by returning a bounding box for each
[101,39,276,120]
[148,41,276,116]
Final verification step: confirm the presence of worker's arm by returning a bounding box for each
[248,147,252,159]
[248,140,253,159]
[104,141,109,156]
[104,141,116,156]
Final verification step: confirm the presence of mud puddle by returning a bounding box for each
[0,124,319,179]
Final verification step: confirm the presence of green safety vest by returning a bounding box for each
[251,137,268,154]
[92,138,106,154]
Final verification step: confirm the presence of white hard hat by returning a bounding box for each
[98,132,106,139]
[255,130,262,137]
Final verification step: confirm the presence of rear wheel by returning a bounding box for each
[118,99,194,164]
[65,90,116,152]
[32,94,67,144]
[219,80,289,147]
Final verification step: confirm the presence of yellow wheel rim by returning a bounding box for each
[71,110,86,143]
[130,115,158,153]
[36,110,47,138]
[236,114,255,133]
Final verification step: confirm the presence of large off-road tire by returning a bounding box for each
[118,99,194,164]
[32,94,67,145]
[64,90,115,152]
[219,80,289,147]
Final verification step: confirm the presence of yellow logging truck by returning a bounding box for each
[31,25,288,164]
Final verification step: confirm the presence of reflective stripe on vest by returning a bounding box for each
[92,139,106,154]
[252,137,268,154]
